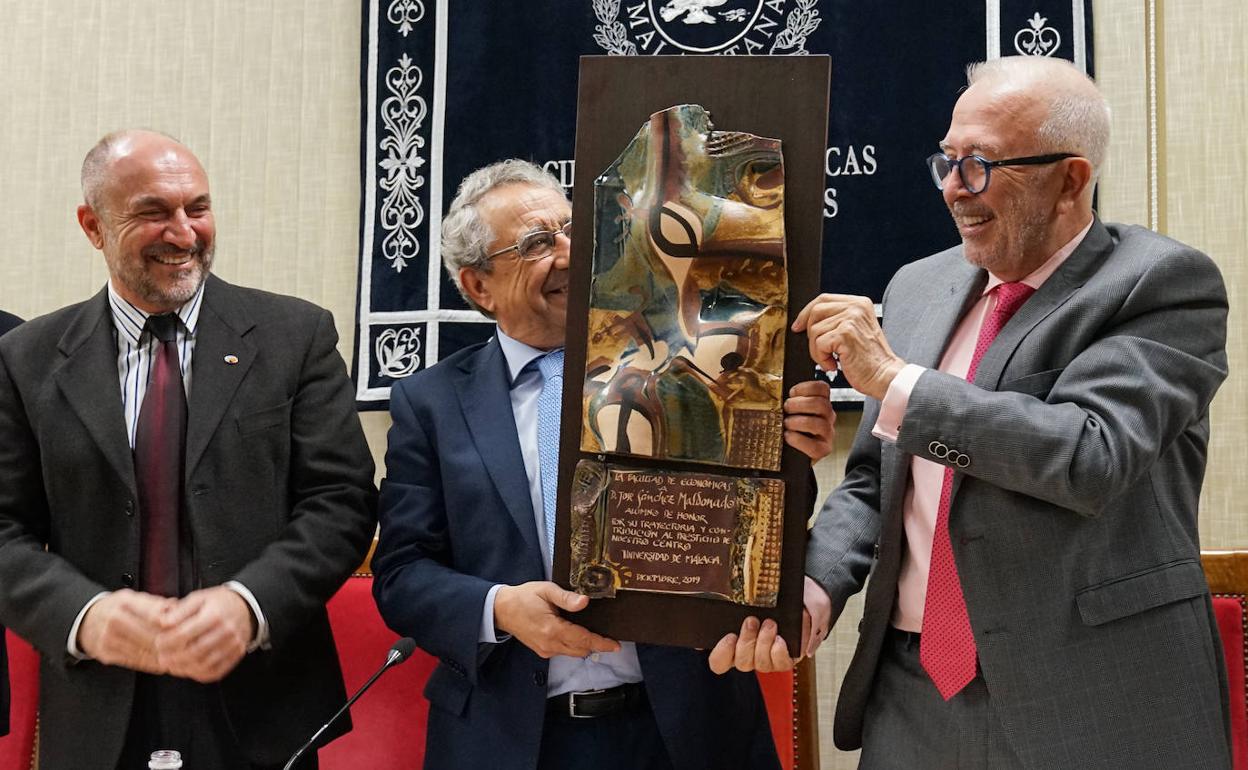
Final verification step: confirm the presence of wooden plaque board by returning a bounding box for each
[554,55,830,656]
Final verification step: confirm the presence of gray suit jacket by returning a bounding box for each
[0,275,377,769]
[807,220,1231,769]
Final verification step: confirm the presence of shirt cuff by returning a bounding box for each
[67,591,111,659]
[871,364,926,442]
[480,584,511,644]
[224,580,270,652]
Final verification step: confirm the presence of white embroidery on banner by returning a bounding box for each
[378,53,428,273]
[592,0,822,56]
[1014,12,1062,56]
[375,325,423,379]
[771,0,820,55]
[387,0,426,37]
[593,0,640,55]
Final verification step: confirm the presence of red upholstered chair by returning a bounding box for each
[1202,550,1248,770]
[758,659,820,770]
[0,628,39,770]
[321,570,439,768]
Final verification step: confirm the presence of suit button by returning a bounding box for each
[124,500,135,517]
[121,573,135,587]
[534,669,547,687]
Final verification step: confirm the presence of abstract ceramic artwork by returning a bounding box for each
[581,104,788,471]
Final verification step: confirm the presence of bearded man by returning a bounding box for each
[0,130,377,770]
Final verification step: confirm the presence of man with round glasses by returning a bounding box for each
[372,159,835,770]
[721,55,1232,768]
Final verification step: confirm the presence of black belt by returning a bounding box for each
[546,682,648,719]
[886,626,922,649]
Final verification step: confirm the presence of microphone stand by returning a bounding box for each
[282,638,416,770]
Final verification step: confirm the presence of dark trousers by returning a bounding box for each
[538,696,675,770]
[117,675,318,770]
[858,628,1023,770]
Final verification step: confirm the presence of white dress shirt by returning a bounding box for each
[479,329,643,697]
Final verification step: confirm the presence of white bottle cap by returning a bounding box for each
[149,749,183,769]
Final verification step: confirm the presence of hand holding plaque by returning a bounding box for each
[709,574,836,674]
[494,581,621,659]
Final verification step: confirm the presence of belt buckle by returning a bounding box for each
[567,688,607,719]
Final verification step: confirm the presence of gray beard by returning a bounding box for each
[109,245,214,309]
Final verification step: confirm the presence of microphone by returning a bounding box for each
[282,637,418,770]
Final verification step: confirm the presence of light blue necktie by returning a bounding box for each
[536,349,565,559]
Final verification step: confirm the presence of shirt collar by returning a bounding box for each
[496,328,560,387]
[984,218,1095,295]
[107,279,206,345]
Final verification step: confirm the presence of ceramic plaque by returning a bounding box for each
[581,104,787,472]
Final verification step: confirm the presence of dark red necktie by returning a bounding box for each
[921,281,1035,700]
[134,314,186,598]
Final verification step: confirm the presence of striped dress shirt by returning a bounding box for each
[107,281,203,448]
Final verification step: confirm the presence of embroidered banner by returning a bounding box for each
[354,0,1094,408]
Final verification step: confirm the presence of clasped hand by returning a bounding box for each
[77,585,256,683]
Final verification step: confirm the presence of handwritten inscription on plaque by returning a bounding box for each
[570,461,784,607]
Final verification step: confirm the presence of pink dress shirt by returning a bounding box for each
[873,220,1093,631]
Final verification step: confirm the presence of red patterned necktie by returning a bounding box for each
[920,281,1035,700]
[134,314,187,597]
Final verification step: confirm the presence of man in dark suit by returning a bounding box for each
[725,56,1232,768]
[0,131,377,769]
[0,308,19,738]
[372,159,834,770]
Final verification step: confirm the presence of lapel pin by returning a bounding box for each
[224,355,239,365]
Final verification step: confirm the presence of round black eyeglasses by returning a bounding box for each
[925,152,1080,194]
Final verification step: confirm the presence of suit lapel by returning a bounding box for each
[972,219,1112,390]
[186,276,257,475]
[54,289,135,493]
[897,256,985,370]
[455,339,544,559]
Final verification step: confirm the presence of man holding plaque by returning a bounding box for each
[373,159,834,770]
[723,56,1231,768]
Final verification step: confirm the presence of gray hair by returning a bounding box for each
[441,159,565,315]
[967,56,1111,182]
[81,128,184,210]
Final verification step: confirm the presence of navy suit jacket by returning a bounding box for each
[0,309,20,738]
[373,336,780,770]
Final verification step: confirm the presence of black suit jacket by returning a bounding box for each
[0,277,377,769]
[0,309,19,738]
[373,337,779,770]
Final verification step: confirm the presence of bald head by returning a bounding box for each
[965,56,1111,182]
[80,129,201,211]
[76,129,215,313]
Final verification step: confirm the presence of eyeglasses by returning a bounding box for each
[925,152,1080,195]
[486,220,572,262]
